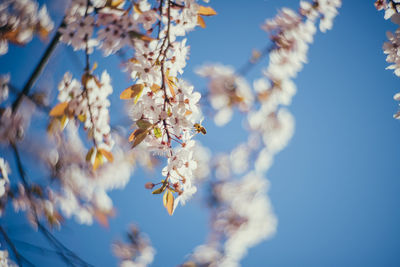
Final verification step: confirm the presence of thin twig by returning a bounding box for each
[0,226,36,267]
[0,226,23,266]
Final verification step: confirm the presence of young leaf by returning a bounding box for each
[165,71,176,97]
[152,187,165,194]
[134,87,144,104]
[152,179,168,194]
[151,83,161,93]
[131,129,149,148]
[91,62,98,72]
[98,148,114,163]
[93,150,103,171]
[137,119,153,130]
[128,131,136,142]
[49,102,68,117]
[163,190,168,206]
[120,84,144,100]
[133,3,142,14]
[154,127,162,138]
[197,15,206,28]
[86,147,95,162]
[60,115,69,129]
[77,114,86,122]
[94,210,109,228]
[128,30,155,42]
[198,6,217,16]
[163,190,175,216]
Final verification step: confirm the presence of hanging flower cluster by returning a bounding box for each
[55,0,215,216]
[375,0,400,119]
[0,0,53,55]
[121,0,216,215]
[185,1,341,266]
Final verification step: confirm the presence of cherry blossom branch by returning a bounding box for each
[11,19,65,113]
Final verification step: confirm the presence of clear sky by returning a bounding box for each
[2,1,400,266]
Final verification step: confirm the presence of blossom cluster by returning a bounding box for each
[59,0,159,56]
[50,70,114,168]
[113,225,155,267]
[0,0,53,55]
[375,0,400,119]
[375,0,400,20]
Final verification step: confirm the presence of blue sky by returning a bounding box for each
[2,1,400,266]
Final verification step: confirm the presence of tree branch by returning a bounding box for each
[12,19,65,112]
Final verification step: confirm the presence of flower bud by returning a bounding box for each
[145,182,155,189]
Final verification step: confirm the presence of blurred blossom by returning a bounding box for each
[376,1,400,118]
[0,102,34,144]
[113,225,155,267]
[189,1,341,266]
[0,158,10,200]
[196,64,254,126]
[50,123,135,225]
[0,0,54,56]
[0,74,9,103]
[189,173,277,267]
[0,249,17,267]
[192,141,212,182]
[55,71,114,151]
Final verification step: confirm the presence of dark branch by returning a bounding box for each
[12,19,65,112]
